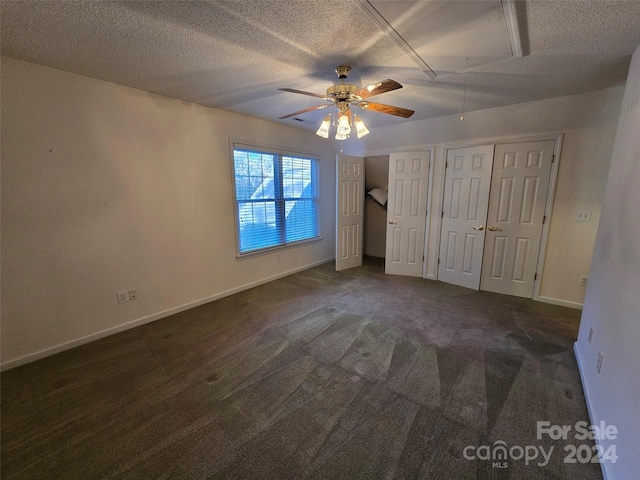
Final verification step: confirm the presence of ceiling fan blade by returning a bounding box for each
[354,79,402,99]
[360,101,414,118]
[278,88,327,99]
[278,104,330,119]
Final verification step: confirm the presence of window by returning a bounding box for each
[232,144,320,255]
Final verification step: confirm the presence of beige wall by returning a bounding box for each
[1,57,336,368]
[575,44,640,480]
[344,86,624,308]
[537,127,617,303]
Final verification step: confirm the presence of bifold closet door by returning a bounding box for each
[438,145,494,290]
[480,140,554,297]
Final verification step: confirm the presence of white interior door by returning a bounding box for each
[438,145,494,289]
[480,140,555,297]
[336,154,364,271]
[385,151,430,277]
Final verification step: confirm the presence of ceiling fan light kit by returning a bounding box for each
[316,115,331,138]
[279,65,414,141]
[353,114,370,138]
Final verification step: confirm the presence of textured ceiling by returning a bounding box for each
[2,0,640,132]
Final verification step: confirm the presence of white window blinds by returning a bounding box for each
[232,145,319,255]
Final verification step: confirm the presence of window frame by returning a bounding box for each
[230,141,321,258]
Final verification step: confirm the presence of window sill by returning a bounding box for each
[235,236,323,260]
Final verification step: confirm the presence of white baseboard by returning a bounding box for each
[1,257,334,371]
[574,343,611,480]
[537,295,583,310]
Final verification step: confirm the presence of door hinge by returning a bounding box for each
[445,161,448,169]
[438,258,440,265]
[534,272,538,281]
[543,215,546,224]
[552,154,555,163]
[441,211,444,218]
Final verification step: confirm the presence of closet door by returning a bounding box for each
[385,151,430,277]
[336,154,364,271]
[480,140,554,297]
[438,145,494,289]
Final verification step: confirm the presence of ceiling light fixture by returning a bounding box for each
[315,105,370,141]
[336,109,352,136]
[315,115,331,138]
[353,114,370,138]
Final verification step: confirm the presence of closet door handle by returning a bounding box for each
[473,225,484,231]
[389,219,397,224]
[488,225,501,231]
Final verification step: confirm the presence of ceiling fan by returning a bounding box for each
[278,65,414,139]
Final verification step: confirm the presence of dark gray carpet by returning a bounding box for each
[1,257,602,479]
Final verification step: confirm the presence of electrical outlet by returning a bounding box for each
[596,352,603,374]
[575,210,592,222]
[129,288,138,300]
[580,276,589,287]
[117,290,129,304]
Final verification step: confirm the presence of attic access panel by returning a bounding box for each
[365,0,520,77]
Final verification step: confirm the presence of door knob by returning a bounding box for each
[488,225,501,231]
[389,219,397,224]
[473,225,484,230]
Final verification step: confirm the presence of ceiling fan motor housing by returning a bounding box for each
[327,65,363,107]
[326,83,361,104]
